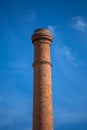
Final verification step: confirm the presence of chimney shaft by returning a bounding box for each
[32,28,53,130]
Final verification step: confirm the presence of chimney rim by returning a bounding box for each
[34,28,51,33]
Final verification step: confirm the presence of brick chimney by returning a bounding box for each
[32,28,53,130]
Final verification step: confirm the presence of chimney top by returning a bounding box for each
[32,28,52,45]
[34,28,50,34]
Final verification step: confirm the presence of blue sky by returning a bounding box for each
[0,0,87,130]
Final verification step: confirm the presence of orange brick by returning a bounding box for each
[32,28,53,130]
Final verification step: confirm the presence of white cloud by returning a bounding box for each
[0,97,2,102]
[48,25,57,37]
[56,109,87,124]
[24,127,31,130]
[18,10,37,29]
[0,91,32,127]
[59,46,77,66]
[72,16,87,31]
[0,81,32,128]
[59,46,74,60]
[24,11,37,22]
[8,62,30,69]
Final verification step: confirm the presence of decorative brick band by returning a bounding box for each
[32,37,52,46]
[33,61,52,67]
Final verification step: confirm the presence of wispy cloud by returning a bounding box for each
[0,90,32,129]
[56,109,87,124]
[72,16,87,31]
[7,61,30,69]
[48,25,57,37]
[24,127,31,130]
[47,26,77,67]
[18,10,37,31]
[59,46,77,66]
[0,97,2,102]
[0,78,32,129]
[24,10,37,22]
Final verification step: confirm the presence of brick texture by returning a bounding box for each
[32,29,53,130]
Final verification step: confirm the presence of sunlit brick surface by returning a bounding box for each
[32,29,53,130]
